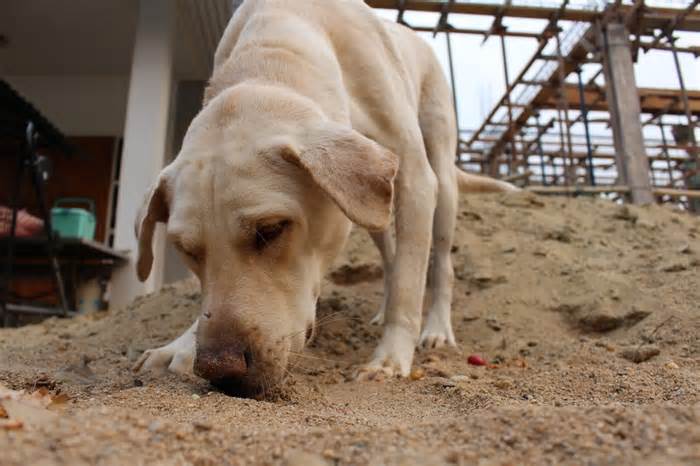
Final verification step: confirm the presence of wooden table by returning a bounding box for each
[0,236,128,321]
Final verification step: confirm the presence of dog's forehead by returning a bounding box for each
[167,149,304,238]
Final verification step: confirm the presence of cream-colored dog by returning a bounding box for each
[133,0,516,395]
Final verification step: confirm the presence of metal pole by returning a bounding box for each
[555,31,575,186]
[576,68,596,186]
[24,124,70,315]
[668,35,698,165]
[556,111,567,186]
[658,120,675,187]
[500,34,517,176]
[535,113,547,186]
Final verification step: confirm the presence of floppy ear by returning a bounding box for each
[281,125,399,230]
[134,174,170,281]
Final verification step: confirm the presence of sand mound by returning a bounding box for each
[1,192,699,465]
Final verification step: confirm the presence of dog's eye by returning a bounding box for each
[174,242,204,265]
[184,250,203,264]
[254,220,291,251]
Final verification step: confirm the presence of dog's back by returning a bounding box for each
[206,0,440,130]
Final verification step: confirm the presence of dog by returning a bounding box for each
[133,0,517,395]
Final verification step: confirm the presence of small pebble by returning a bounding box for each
[665,361,679,370]
[193,421,212,431]
[493,379,511,389]
[621,345,660,363]
[191,394,200,400]
[433,377,457,388]
[410,368,425,381]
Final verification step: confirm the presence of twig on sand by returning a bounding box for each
[638,315,675,349]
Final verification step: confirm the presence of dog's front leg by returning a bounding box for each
[132,319,198,376]
[357,156,437,379]
[369,230,395,326]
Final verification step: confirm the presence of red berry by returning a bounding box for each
[468,354,487,366]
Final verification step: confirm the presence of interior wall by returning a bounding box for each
[3,75,130,137]
[2,75,206,290]
[0,136,117,243]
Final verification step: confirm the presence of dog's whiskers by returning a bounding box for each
[288,351,343,364]
[280,311,362,341]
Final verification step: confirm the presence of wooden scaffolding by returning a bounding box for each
[366,0,700,209]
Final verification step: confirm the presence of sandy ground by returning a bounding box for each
[1,191,699,466]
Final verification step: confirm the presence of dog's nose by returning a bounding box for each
[194,347,250,383]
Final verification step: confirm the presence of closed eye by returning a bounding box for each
[254,219,291,251]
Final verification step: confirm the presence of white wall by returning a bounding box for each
[109,0,177,309]
[4,75,130,137]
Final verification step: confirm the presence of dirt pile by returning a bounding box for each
[1,192,699,465]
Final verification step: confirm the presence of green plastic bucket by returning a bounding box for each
[51,198,96,240]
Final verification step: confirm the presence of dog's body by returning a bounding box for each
[134,0,515,393]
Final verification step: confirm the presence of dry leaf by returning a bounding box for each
[0,383,64,426]
[2,399,57,426]
[0,418,24,430]
[47,393,71,411]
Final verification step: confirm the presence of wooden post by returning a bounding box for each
[599,21,653,204]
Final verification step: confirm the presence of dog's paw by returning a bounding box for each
[132,345,194,376]
[419,312,456,349]
[355,362,399,381]
[355,325,414,380]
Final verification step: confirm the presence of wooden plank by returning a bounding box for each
[409,25,540,39]
[528,185,700,198]
[535,85,700,116]
[0,237,128,263]
[365,1,700,32]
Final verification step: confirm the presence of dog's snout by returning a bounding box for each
[194,347,250,384]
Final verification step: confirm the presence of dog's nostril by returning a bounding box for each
[195,347,249,383]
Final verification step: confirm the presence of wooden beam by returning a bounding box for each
[528,185,700,198]
[409,25,540,39]
[364,1,700,32]
[535,84,700,116]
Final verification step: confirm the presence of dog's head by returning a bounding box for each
[135,84,398,396]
